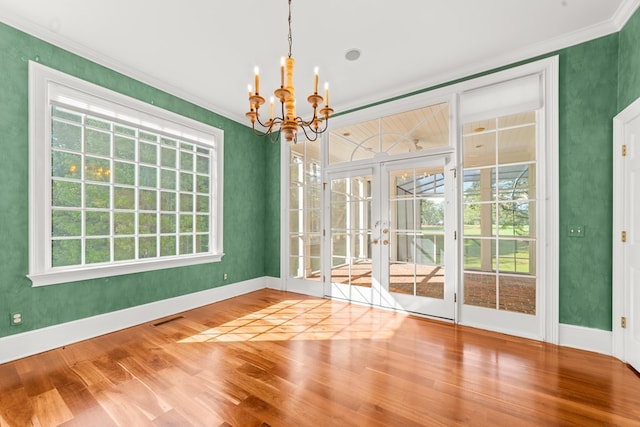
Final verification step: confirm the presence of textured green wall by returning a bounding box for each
[0,22,266,338]
[557,34,619,329]
[618,7,640,112]
[263,141,281,278]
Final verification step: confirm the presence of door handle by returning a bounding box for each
[382,240,389,245]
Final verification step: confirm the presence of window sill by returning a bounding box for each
[28,253,224,287]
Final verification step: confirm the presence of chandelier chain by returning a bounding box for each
[287,0,293,58]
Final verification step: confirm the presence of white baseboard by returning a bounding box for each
[264,276,283,290]
[558,323,612,355]
[0,279,616,365]
[0,277,266,365]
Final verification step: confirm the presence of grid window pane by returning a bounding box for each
[85,129,111,156]
[115,136,136,160]
[85,184,110,209]
[85,211,110,236]
[52,239,81,267]
[114,212,135,235]
[52,151,81,179]
[114,187,135,210]
[139,142,157,164]
[52,181,81,207]
[161,214,176,233]
[114,161,135,186]
[114,237,135,261]
[85,238,110,264]
[52,121,81,151]
[52,210,81,237]
[47,105,215,270]
[160,236,176,256]
[139,236,157,258]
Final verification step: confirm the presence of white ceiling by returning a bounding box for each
[0,0,638,126]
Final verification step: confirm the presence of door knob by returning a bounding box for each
[383,240,389,245]
[382,228,389,234]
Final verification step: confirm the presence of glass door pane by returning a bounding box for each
[327,172,375,304]
[288,141,322,282]
[380,157,455,319]
[388,166,446,300]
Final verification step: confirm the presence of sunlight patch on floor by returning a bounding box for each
[178,299,405,343]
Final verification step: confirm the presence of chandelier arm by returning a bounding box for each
[298,123,320,142]
[295,113,329,134]
[254,111,271,128]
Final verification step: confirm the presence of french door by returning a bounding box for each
[324,155,455,319]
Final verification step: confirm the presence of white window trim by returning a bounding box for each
[28,61,224,287]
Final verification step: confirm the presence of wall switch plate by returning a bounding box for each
[10,312,22,326]
[568,224,585,237]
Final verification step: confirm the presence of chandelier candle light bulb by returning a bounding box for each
[254,66,260,94]
[245,0,333,143]
[314,67,319,94]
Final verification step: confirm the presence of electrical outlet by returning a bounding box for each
[567,224,585,237]
[10,312,22,326]
[223,273,228,280]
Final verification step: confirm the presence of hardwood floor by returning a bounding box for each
[1,288,639,426]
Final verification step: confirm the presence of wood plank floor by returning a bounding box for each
[1,288,639,426]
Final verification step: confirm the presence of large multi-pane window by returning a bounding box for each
[29,63,223,286]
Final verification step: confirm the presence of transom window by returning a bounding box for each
[29,62,224,286]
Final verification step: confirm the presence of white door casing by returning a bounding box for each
[613,96,640,370]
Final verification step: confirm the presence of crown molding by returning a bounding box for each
[612,0,640,29]
[0,10,243,126]
[337,12,627,117]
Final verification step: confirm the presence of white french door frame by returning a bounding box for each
[280,57,558,343]
[613,96,640,364]
[323,166,380,305]
[378,155,457,319]
[454,58,559,343]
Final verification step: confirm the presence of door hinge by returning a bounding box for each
[621,316,627,329]
[323,182,327,190]
[322,275,326,283]
[451,168,457,178]
[622,231,627,243]
[323,229,326,237]
[622,144,627,157]
[454,231,457,240]
[454,293,457,303]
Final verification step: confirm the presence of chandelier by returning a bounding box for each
[245,0,333,143]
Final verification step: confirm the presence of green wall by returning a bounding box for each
[618,6,640,112]
[264,141,281,278]
[0,22,266,338]
[557,34,619,329]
